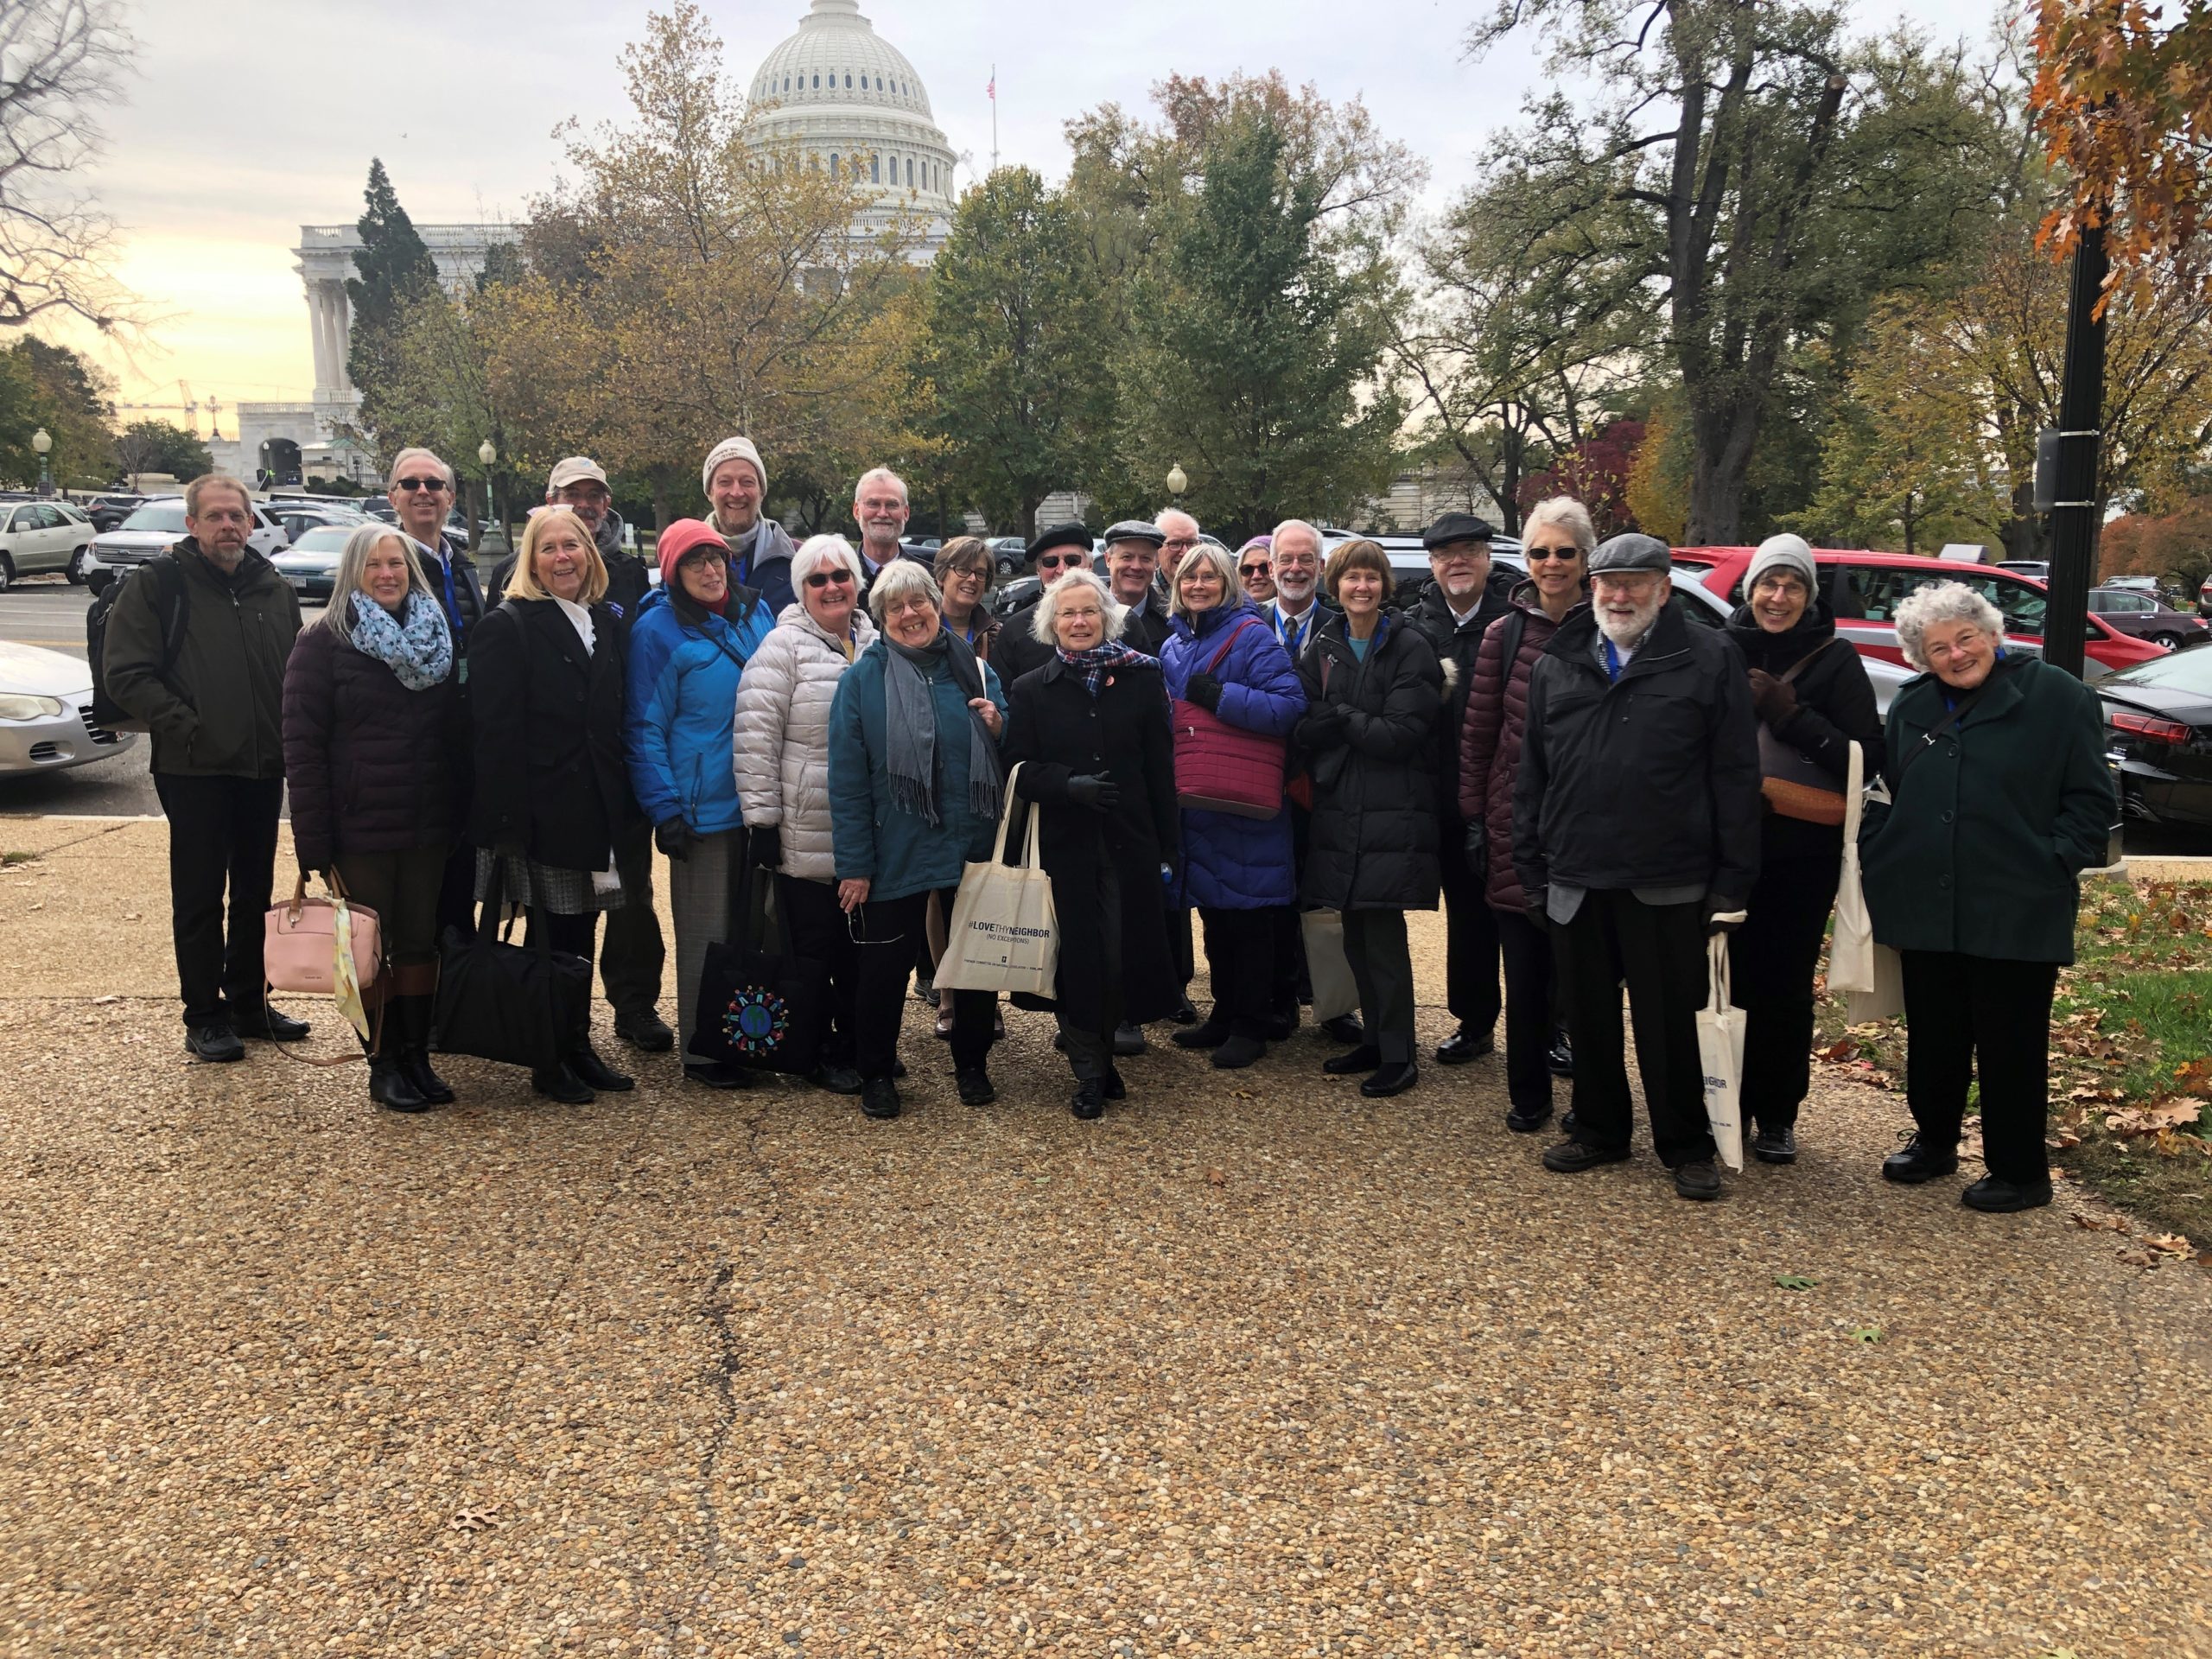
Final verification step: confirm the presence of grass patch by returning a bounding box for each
[1,850,35,867]
[1815,878,2212,1246]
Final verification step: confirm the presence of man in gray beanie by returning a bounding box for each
[703,435,798,616]
[1510,531,1762,1201]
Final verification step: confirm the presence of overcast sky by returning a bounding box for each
[54,0,2006,420]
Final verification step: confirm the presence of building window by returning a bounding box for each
[906,157,914,186]
[830,153,838,177]
[845,73,853,87]
[810,73,818,88]
[869,154,880,182]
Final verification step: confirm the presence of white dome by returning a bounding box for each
[751,0,934,119]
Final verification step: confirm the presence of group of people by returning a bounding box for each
[100,447,2115,1211]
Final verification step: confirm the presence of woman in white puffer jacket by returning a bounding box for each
[734,534,880,1093]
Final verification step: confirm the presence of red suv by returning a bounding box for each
[1672,547,2166,677]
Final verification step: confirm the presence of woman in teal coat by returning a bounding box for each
[1859,581,2113,1214]
[826,560,1007,1121]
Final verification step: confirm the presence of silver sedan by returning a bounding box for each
[0,639,139,773]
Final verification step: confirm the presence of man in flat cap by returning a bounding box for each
[1511,532,1760,1202]
[1403,511,1516,1066]
[990,523,1096,688]
[1103,519,1173,655]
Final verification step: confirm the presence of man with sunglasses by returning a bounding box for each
[1403,512,1515,1067]
[387,448,486,648]
[989,523,1095,688]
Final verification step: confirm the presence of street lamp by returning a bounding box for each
[1166,461,1186,504]
[478,439,500,550]
[30,427,52,498]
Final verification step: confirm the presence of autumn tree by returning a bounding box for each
[2099,497,2212,592]
[1518,418,1648,539]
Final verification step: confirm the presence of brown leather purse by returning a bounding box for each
[1758,641,1849,825]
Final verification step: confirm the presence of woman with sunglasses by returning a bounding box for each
[735,535,880,1095]
[825,559,1007,1121]
[1235,536,1276,604]
[626,519,774,1089]
[1459,497,1592,1134]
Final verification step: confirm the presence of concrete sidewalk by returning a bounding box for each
[3,818,2209,1656]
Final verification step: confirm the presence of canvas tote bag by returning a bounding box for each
[935,764,1060,998]
[1827,740,1882,995]
[1697,936,1747,1172]
[1299,907,1360,1024]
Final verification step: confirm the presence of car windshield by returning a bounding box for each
[289,527,354,553]
[118,504,188,534]
[2107,646,2212,696]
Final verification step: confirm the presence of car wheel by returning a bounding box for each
[2152,631,2184,650]
[0,554,13,592]
[66,545,89,585]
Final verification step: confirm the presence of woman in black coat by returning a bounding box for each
[283,524,466,1114]
[1724,536,1885,1166]
[1004,569,1181,1120]
[468,506,641,1104]
[1296,538,1444,1098]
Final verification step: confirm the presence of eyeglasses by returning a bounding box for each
[804,569,855,589]
[1162,537,1199,553]
[393,477,448,493]
[1525,545,1580,563]
[1240,561,1271,576]
[1035,553,1084,570]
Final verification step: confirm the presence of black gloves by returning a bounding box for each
[1066,773,1121,812]
[1185,672,1224,713]
[1463,823,1489,881]
[1302,705,1348,747]
[1748,668,1798,727]
[750,823,784,871]
[654,818,696,861]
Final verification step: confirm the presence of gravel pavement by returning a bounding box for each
[4,818,2209,1657]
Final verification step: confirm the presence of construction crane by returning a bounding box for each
[111,382,228,441]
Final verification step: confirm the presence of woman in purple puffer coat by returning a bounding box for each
[1158,542,1307,1069]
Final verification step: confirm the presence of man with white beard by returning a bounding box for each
[1510,532,1761,1202]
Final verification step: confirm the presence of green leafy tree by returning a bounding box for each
[114,418,212,482]
[0,335,114,485]
[344,158,441,452]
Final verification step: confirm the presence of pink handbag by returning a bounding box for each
[265,871,382,995]
[1172,619,1289,820]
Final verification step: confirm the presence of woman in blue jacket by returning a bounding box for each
[624,518,772,1088]
[1159,542,1306,1068]
[826,561,1007,1122]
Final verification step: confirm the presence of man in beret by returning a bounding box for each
[1402,512,1516,1067]
[990,523,1095,688]
[1103,519,1173,654]
[1511,532,1761,1203]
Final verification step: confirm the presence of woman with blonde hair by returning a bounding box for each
[283,523,466,1111]
[469,506,643,1103]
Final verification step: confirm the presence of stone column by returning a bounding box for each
[331,286,352,390]
[307,282,331,391]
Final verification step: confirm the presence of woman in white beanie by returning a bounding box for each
[1724,532,1884,1164]
[702,435,798,616]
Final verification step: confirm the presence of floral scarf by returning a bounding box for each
[1055,641,1158,698]
[350,588,453,691]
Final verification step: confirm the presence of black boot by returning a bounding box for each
[1071,1077,1104,1120]
[363,1017,429,1113]
[568,1012,635,1093]
[532,1062,594,1103]
[396,995,454,1105]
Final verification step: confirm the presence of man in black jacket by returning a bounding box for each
[1402,512,1515,1065]
[1512,532,1761,1202]
[992,523,1095,687]
[1103,519,1173,654]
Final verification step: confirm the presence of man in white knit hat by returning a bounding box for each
[702,435,797,616]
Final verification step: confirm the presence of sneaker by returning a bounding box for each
[1882,1135,1960,1185]
[1961,1175,2053,1213]
[1751,1125,1797,1165]
[613,1011,675,1052]
[1111,1022,1147,1056]
[1434,1027,1493,1065]
[1541,1139,1630,1174]
[186,1023,245,1063]
[955,1067,996,1105]
[1673,1159,1723,1201]
[861,1077,902,1120]
[1504,1101,1554,1134]
[810,1063,862,1096]
[1210,1033,1265,1070]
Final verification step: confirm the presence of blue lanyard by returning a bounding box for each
[1277,607,1306,655]
[1602,638,1623,683]
[434,548,461,636]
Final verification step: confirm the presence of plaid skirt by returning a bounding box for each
[474,848,626,918]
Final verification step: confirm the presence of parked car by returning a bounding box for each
[1674,546,2165,680]
[0,500,97,589]
[1997,560,2050,582]
[2087,586,2209,651]
[84,493,148,533]
[86,498,289,574]
[987,536,1027,576]
[362,500,399,524]
[2198,572,2212,620]
[0,640,138,773]
[269,504,366,545]
[2101,644,2212,832]
[270,524,355,603]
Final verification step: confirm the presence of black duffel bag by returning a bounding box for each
[687,855,828,1077]
[435,902,591,1071]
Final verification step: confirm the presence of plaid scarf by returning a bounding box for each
[1055,641,1158,697]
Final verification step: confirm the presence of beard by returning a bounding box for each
[1596,592,1664,646]
[1275,570,1315,604]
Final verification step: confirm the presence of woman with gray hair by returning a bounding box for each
[1860,579,2113,1212]
[282,524,466,1112]
[1004,568,1181,1118]
[825,559,1007,1120]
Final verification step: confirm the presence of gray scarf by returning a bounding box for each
[883,632,1001,828]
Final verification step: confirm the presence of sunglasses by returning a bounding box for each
[804,569,855,588]
[1240,561,1271,576]
[1035,553,1084,570]
[393,477,448,493]
[1525,545,1581,563]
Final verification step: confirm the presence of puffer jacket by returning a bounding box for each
[1402,569,1516,823]
[1458,582,1580,912]
[1159,601,1305,909]
[734,601,881,880]
[1294,611,1444,912]
[624,585,772,837]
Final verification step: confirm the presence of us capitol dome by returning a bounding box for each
[743,0,959,255]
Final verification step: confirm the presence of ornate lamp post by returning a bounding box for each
[31,427,53,498]
[478,439,499,548]
[1166,461,1186,506]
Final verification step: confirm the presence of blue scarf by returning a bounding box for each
[349,589,453,691]
[1056,642,1157,698]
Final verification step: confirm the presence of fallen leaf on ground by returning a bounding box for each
[2145,1233,2193,1256]
[2105,1100,2202,1138]
[1773,1274,1818,1290]
[1850,1326,1882,1344]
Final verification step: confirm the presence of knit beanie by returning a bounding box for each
[1747,533,1817,594]
[702,435,767,499]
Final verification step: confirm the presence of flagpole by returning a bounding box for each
[990,62,998,175]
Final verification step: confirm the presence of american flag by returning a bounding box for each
[988,71,995,100]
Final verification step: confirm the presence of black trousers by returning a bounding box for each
[597,823,664,1021]
[1058,861,1126,1080]
[1198,906,1287,1039]
[853,887,991,1080]
[153,772,283,1027]
[1341,908,1416,1063]
[435,840,479,940]
[1438,826,1502,1037]
[777,872,861,1066]
[1900,950,2058,1185]
[1495,907,1556,1114]
[1553,891,1715,1167]
[1727,848,1841,1133]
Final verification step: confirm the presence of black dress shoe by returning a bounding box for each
[186,1023,245,1063]
[569,1045,636,1092]
[1071,1078,1104,1120]
[1434,1027,1494,1065]
[1172,1020,1230,1051]
[229,1004,310,1042]
[1882,1135,1959,1185]
[861,1077,902,1119]
[893,1058,909,1079]
[956,1067,996,1105]
[811,1063,862,1096]
[1560,1108,1580,1138]
[1211,1033,1265,1070]
[1318,1014,1365,1046]
[1961,1175,2053,1213]
[532,1062,594,1103]
[685,1062,753,1090]
[1505,1101,1554,1134]
[1751,1125,1797,1165]
[369,1054,431,1113]
[1673,1159,1723,1200]
[1322,1044,1382,1075]
[1112,1022,1147,1056]
[613,1011,676,1052]
[1103,1065,1126,1101]
[1262,1005,1299,1041]
[1546,1034,1574,1077]
[1360,1060,1418,1097]
[1173,996,1200,1027]
[1542,1139,1631,1173]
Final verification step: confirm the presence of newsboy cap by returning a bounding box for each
[1101,519,1166,550]
[1421,511,1497,550]
[1026,523,1093,562]
[1587,532,1672,575]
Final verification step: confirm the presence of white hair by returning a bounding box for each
[853,467,909,505]
[867,556,941,624]
[1168,542,1243,620]
[1272,518,1323,558]
[1895,581,2005,671]
[1033,566,1128,644]
[1154,506,1199,537]
[1520,497,1597,555]
[792,533,862,589]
